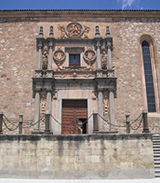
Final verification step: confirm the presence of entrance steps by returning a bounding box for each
[153,135,160,178]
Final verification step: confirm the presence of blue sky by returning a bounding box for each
[0,0,160,10]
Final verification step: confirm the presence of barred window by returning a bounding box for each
[142,40,156,112]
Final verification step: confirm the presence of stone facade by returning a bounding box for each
[0,10,160,134]
[0,134,154,179]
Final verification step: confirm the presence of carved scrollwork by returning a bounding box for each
[83,49,96,66]
[53,49,66,66]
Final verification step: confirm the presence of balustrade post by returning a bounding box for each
[126,114,130,134]
[93,110,98,132]
[45,110,53,134]
[0,111,3,134]
[142,110,150,133]
[19,114,23,134]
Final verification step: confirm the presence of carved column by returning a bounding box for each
[96,41,101,70]
[109,89,115,130]
[94,26,101,70]
[107,43,112,70]
[37,26,44,70]
[48,26,54,70]
[48,41,53,70]
[106,26,112,70]
[34,92,40,131]
[98,90,104,131]
[37,42,43,70]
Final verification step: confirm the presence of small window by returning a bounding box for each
[69,54,80,67]
[142,40,156,112]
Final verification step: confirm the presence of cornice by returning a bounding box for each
[0,10,160,20]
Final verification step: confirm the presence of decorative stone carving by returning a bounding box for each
[53,91,57,99]
[58,22,90,39]
[95,25,100,37]
[83,49,96,66]
[96,70,103,78]
[83,25,90,38]
[53,49,66,66]
[103,91,109,117]
[58,25,67,39]
[107,70,115,78]
[106,26,110,37]
[49,26,54,37]
[46,70,54,78]
[35,70,42,78]
[42,46,48,70]
[101,48,107,69]
[40,91,46,122]
[66,22,83,38]
[92,91,97,100]
[39,26,43,38]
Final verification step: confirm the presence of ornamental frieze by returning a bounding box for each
[58,22,90,39]
[53,49,66,67]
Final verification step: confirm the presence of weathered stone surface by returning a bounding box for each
[0,134,154,179]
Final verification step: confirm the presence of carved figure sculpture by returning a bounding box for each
[101,48,107,69]
[42,48,48,70]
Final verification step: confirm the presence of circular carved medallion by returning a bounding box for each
[66,22,84,38]
[53,49,66,66]
[83,50,96,66]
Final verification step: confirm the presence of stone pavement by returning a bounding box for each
[0,179,160,183]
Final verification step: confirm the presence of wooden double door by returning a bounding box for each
[62,99,88,134]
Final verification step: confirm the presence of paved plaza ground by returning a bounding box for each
[0,179,160,183]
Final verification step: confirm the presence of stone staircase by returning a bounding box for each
[153,135,160,178]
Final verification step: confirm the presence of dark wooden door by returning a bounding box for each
[62,100,87,134]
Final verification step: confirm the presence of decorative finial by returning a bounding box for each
[95,25,100,37]
[49,26,54,37]
[106,26,110,37]
[39,26,44,38]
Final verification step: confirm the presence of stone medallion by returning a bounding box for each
[65,22,84,38]
[53,49,66,66]
[83,49,96,66]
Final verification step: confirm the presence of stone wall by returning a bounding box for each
[0,134,154,179]
[0,11,160,134]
